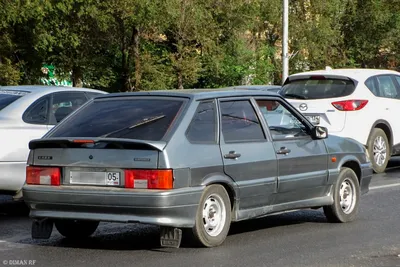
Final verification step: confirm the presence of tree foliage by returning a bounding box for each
[0,0,399,89]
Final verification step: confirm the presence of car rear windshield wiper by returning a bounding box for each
[282,93,308,99]
[99,115,166,138]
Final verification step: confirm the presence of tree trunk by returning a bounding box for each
[177,70,184,89]
[72,66,83,87]
[122,49,131,91]
[132,27,141,91]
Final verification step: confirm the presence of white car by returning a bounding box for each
[280,68,400,173]
[0,86,106,199]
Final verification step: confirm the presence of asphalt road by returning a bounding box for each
[2,160,400,267]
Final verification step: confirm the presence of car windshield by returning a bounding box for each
[48,97,185,141]
[281,77,356,99]
[0,90,29,111]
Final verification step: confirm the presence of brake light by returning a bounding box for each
[73,139,95,143]
[26,166,61,186]
[331,100,368,111]
[124,169,173,189]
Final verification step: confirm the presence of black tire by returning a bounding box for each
[55,219,99,239]
[323,167,360,223]
[367,128,390,173]
[186,184,231,247]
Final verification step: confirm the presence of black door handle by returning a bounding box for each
[276,147,291,155]
[224,151,241,159]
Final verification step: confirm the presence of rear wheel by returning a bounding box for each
[186,184,231,247]
[367,128,390,173]
[55,219,99,239]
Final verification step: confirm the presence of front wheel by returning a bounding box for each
[367,128,390,173]
[186,184,231,247]
[323,167,360,223]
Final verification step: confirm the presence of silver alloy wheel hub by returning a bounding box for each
[339,178,356,214]
[202,194,226,237]
[373,136,387,166]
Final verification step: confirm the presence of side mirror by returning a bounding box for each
[312,126,328,139]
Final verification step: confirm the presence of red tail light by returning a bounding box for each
[26,166,61,186]
[124,169,173,189]
[331,100,368,111]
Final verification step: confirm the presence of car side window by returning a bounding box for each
[220,100,265,142]
[365,77,379,96]
[23,96,50,125]
[50,92,88,124]
[256,99,309,140]
[186,101,217,143]
[394,76,400,97]
[376,75,398,99]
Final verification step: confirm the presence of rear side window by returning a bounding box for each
[186,101,217,143]
[49,98,185,141]
[281,78,356,99]
[220,100,265,142]
[376,75,398,99]
[0,90,29,111]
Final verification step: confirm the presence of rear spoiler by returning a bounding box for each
[28,137,167,151]
[283,74,358,87]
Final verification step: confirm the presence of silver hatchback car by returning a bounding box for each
[23,88,372,248]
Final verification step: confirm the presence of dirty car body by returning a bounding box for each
[23,89,372,247]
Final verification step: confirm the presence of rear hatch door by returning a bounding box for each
[281,74,357,132]
[29,96,187,187]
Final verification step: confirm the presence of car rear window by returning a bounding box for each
[0,90,29,111]
[281,78,356,99]
[48,98,185,141]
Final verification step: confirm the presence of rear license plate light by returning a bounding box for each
[26,166,61,186]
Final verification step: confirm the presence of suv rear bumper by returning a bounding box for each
[22,185,204,228]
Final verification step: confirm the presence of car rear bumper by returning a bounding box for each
[22,185,204,228]
[360,163,373,194]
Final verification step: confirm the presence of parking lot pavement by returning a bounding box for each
[2,160,400,267]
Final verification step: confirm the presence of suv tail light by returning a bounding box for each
[331,100,368,111]
[124,169,173,189]
[26,166,61,186]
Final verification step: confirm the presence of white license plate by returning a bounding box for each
[306,115,320,125]
[70,171,120,186]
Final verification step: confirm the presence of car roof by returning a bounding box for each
[288,68,400,82]
[95,88,282,101]
[226,85,281,90]
[0,85,106,95]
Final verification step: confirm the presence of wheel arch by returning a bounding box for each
[201,173,239,218]
[341,160,362,185]
[368,120,393,152]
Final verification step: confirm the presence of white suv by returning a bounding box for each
[281,68,400,173]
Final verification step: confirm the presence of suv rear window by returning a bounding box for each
[48,98,185,141]
[281,78,356,99]
[0,90,29,111]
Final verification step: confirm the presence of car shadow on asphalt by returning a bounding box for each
[16,209,327,251]
[228,209,327,236]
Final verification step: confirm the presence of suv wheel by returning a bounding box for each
[367,128,390,173]
[187,184,231,247]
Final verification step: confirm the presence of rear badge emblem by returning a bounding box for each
[299,103,308,111]
[89,155,93,160]
[38,156,52,160]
